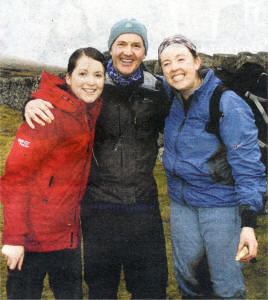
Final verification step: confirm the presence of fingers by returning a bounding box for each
[2,245,25,271]
[25,99,54,128]
[7,256,19,270]
[25,114,36,129]
[236,227,258,262]
[236,245,248,261]
[17,253,25,271]
[236,240,244,255]
[42,103,55,121]
[239,241,258,262]
[25,107,52,128]
[26,109,46,127]
[37,108,53,123]
[26,99,54,111]
[42,100,54,109]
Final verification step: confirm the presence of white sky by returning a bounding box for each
[1,0,268,67]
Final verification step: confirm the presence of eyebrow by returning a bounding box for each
[116,40,142,45]
[77,68,104,73]
[162,53,185,62]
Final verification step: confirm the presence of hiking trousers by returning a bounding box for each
[81,206,168,299]
[6,247,82,299]
[170,200,246,299]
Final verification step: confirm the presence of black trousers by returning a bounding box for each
[6,247,83,299]
[81,207,168,299]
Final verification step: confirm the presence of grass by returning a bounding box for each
[0,104,267,299]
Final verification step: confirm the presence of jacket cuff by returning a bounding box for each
[240,207,257,228]
[2,235,26,246]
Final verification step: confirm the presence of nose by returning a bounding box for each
[170,61,179,72]
[123,45,133,56]
[85,74,95,85]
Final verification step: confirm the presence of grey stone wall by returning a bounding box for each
[0,52,267,111]
[0,73,65,111]
[147,51,268,74]
[0,76,41,111]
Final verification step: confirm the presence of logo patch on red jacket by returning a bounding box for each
[18,138,30,148]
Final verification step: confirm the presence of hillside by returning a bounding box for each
[0,55,65,78]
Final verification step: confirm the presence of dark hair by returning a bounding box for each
[67,47,106,75]
[189,48,198,59]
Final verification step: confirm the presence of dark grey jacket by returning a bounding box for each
[82,66,169,212]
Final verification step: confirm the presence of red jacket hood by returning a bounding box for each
[32,71,88,113]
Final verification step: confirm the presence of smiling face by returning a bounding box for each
[66,55,105,103]
[110,33,145,76]
[160,44,201,99]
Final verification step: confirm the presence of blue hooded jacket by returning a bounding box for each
[163,69,266,212]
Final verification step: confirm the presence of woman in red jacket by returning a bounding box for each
[1,47,105,299]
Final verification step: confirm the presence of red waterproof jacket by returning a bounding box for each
[0,71,102,252]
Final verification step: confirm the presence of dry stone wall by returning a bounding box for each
[149,52,268,74]
[0,52,267,111]
[0,73,65,111]
[0,76,41,111]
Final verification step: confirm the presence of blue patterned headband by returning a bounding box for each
[158,34,197,59]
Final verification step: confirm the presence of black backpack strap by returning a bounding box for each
[205,85,229,143]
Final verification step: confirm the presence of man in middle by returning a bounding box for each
[25,18,170,299]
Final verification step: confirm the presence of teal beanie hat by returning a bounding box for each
[108,18,148,54]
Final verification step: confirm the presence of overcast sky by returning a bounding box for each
[1,0,267,67]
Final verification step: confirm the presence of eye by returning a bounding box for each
[133,44,141,48]
[79,72,87,77]
[95,73,103,78]
[162,62,170,68]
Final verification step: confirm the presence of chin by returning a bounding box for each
[118,67,136,76]
[82,98,98,104]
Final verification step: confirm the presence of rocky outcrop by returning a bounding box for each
[0,52,267,111]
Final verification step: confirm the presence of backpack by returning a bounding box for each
[206,68,268,169]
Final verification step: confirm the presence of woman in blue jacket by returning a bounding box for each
[158,35,266,299]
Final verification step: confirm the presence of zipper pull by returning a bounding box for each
[92,149,99,166]
[113,138,121,151]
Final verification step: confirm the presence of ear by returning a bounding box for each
[66,73,71,85]
[194,56,201,71]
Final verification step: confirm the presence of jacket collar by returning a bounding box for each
[32,71,88,113]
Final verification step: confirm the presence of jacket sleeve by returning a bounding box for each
[0,121,59,245]
[219,91,266,216]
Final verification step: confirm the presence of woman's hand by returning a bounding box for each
[2,245,25,271]
[236,227,258,262]
[25,99,54,129]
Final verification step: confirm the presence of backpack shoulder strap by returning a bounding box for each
[205,85,229,142]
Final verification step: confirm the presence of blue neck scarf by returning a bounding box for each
[107,59,144,87]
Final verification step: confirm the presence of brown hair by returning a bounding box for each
[67,47,106,75]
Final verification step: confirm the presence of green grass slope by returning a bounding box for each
[0,104,267,299]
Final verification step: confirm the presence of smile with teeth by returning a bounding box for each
[172,74,184,81]
[120,58,134,64]
[82,88,96,94]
